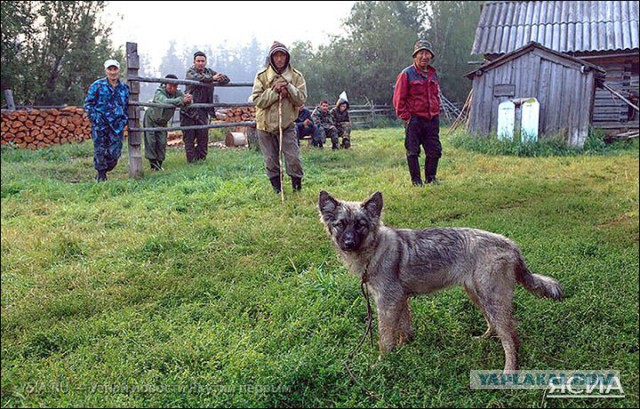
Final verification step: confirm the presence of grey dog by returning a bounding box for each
[318,190,563,372]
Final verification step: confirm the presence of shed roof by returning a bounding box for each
[465,41,606,79]
[471,1,639,55]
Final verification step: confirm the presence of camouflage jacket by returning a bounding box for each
[180,66,230,124]
[145,85,186,126]
[312,108,335,129]
[84,77,130,133]
[330,97,350,124]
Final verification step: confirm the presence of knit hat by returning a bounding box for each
[269,41,290,73]
[412,40,435,58]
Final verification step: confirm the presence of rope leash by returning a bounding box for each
[343,270,380,402]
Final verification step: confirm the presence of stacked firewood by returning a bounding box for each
[167,131,183,147]
[1,107,92,149]
[218,106,256,122]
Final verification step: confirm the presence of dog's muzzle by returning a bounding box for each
[340,231,357,251]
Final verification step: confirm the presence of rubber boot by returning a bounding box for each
[96,170,107,182]
[292,177,302,192]
[407,155,423,186]
[269,176,282,193]
[426,157,440,184]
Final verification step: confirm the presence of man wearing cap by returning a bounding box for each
[143,74,192,171]
[251,41,307,193]
[180,51,230,163]
[84,59,130,182]
[393,40,442,186]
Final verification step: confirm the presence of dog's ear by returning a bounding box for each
[318,190,340,222]
[362,191,383,219]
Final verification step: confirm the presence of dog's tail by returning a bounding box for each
[515,255,563,300]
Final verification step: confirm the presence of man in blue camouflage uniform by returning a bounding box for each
[84,59,130,182]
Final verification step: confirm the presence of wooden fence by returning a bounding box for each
[125,42,256,178]
[346,103,395,128]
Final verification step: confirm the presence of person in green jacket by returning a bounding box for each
[144,74,192,171]
[251,41,307,193]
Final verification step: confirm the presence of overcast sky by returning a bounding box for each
[105,1,356,68]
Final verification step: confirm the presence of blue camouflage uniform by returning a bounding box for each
[84,77,130,173]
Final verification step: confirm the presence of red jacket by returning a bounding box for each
[393,63,441,121]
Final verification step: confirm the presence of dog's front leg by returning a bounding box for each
[374,295,404,355]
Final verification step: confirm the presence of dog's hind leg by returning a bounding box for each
[398,297,414,345]
[471,267,520,372]
[464,284,494,339]
[477,289,520,372]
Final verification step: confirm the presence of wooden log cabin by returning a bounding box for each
[469,1,639,141]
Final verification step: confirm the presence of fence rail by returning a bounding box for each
[125,41,257,178]
[129,101,254,109]
[128,76,253,88]
[130,121,255,132]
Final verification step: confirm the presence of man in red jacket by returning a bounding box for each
[393,40,442,186]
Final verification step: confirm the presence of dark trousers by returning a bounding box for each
[91,127,123,172]
[296,123,317,139]
[180,112,209,163]
[405,116,441,183]
[315,125,339,146]
[183,128,209,162]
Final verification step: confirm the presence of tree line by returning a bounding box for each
[1,1,481,108]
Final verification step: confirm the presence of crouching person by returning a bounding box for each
[330,96,351,148]
[312,100,339,149]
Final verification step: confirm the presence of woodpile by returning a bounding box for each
[167,131,183,147]
[1,107,92,149]
[218,106,256,122]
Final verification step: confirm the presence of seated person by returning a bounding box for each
[295,104,317,142]
[311,100,339,149]
[330,96,351,149]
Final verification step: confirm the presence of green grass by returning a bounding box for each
[1,128,638,407]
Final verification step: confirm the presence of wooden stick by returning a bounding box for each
[278,95,285,203]
[602,83,639,112]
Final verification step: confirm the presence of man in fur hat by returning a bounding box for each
[393,40,442,186]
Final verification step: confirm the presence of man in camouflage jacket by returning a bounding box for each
[312,100,339,149]
[330,96,351,149]
[180,51,229,163]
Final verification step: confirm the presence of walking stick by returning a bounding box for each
[277,94,285,203]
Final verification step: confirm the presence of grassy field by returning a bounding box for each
[1,128,638,407]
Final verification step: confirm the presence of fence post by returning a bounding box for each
[370,100,375,127]
[126,42,143,179]
[3,89,16,111]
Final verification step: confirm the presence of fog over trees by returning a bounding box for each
[2,1,480,108]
